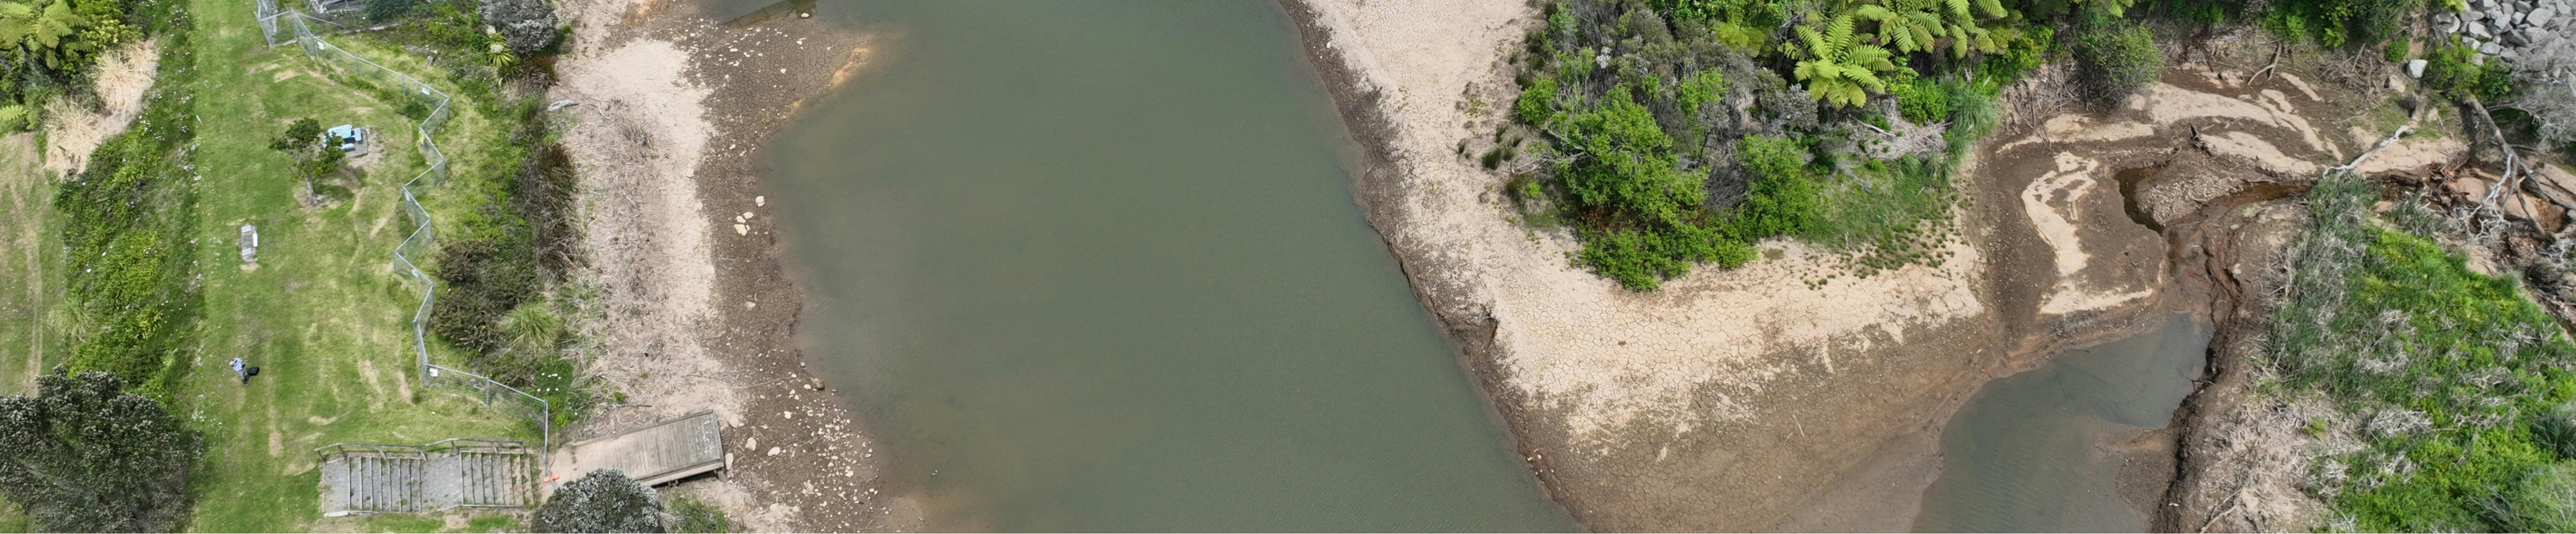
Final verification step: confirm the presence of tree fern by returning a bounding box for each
[1791,14,1901,108]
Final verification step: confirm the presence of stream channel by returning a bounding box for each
[1913,313,2214,532]
[738,0,1574,531]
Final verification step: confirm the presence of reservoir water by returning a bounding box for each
[1913,313,2212,532]
[743,1,1574,530]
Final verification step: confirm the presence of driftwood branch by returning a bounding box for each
[2329,125,2413,173]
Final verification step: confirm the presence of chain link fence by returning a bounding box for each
[269,5,549,481]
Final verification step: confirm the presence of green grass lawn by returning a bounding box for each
[0,129,47,534]
[155,0,531,530]
[0,134,57,396]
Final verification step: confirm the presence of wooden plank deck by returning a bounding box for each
[550,410,727,489]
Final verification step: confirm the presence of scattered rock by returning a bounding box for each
[807,377,826,391]
[2471,21,2494,38]
[2534,6,2557,25]
[2407,59,2429,79]
[756,195,767,206]
[746,437,759,450]
[734,223,750,235]
[767,446,783,456]
[2483,41,2505,55]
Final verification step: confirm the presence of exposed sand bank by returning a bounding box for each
[551,0,913,529]
[1284,2,2407,529]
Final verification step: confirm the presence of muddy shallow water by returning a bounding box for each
[745,0,1573,531]
[1913,313,2212,532]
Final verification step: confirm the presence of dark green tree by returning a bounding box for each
[0,369,201,533]
[269,118,344,196]
[534,470,662,533]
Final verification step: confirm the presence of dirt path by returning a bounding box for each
[1282,3,2426,529]
[551,0,914,530]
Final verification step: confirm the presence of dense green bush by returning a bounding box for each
[1981,26,2054,83]
[1728,135,1821,239]
[2419,43,2515,101]
[0,369,203,533]
[1891,76,1950,124]
[55,46,198,393]
[2262,0,2421,48]
[1514,77,1559,125]
[2072,24,2163,104]
[1508,0,2014,289]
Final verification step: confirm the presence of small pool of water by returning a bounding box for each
[1913,313,2211,532]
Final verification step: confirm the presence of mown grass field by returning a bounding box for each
[0,0,537,531]
[0,131,55,534]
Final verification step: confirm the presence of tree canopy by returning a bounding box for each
[534,470,663,533]
[0,369,201,533]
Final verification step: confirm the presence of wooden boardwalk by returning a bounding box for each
[550,410,727,489]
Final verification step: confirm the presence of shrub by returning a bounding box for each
[2540,400,2576,458]
[0,369,203,533]
[477,0,558,55]
[534,470,661,533]
[1891,77,1950,124]
[1727,135,1821,239]
[2073,25,2164,104]
[56,95,198,393]
[2422,43,2484,98]
[668,496,729,533]
[1514,77,1559,125]
[1559,88,1701,228]
[2511,462,2576,531]
[1944,78,2001,152]
[1675,68,1727,115]
[1982,26,2054,84]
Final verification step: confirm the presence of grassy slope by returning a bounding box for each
[2267,176,2576,531]
[167,0,527,531]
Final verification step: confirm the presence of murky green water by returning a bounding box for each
[744,1,1573,531]
[1913,314,2211,532]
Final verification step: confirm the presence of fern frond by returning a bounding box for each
[1975,0,2008,18]
[1827,14,1859,54]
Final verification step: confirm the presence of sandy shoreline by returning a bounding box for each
[551,0,916,530]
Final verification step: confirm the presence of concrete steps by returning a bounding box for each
[319,440,534,516]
